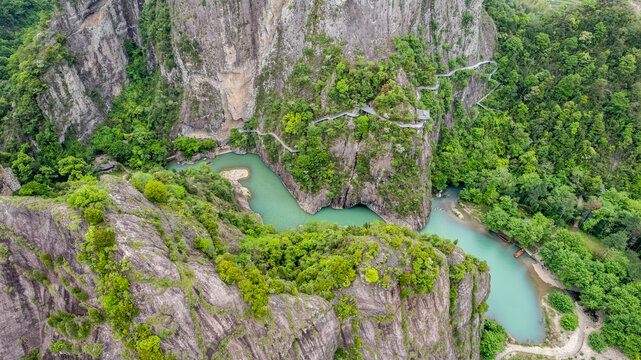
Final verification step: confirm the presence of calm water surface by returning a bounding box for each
[169,153,545,343]
[421,190,545,343]
[168,153,382,230]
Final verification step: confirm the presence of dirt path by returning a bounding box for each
[497,307,587,359]
[497,261,628,359]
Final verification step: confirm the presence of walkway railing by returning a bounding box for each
[242,61,502,153]
[238,129,300,153]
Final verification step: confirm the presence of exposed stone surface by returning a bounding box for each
[0,166,21,195]
[39,0,143,141]
[250,124,436,230]
[0,176,490,359]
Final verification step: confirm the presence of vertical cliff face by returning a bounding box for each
[0,177,490,359]
[38,0,143,141]
[165,0,496,141]
[33,0,496,229]
[42,0,495,142]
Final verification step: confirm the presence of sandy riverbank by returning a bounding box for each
[219,167,250,181]
[219,167,251,197]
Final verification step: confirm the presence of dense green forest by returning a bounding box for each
[0,0,50,79]
[433,0,641,356]
[0,0,189,195]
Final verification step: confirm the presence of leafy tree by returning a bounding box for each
[130,172,154,193]
[58,156,88,181]
[19,348,40,360]
[88,226,116,249]
[17,181,52,197]
[482,206,511,233]
[365,268,379,283]
[618,54,637,81]
[83,207,104,225]
[229,129,248,148]
[12,147,35,184]
[334,294,358,321]
[282,112,303,135]
[560,313,578,331]
[238,267,269,316]
[480,319,506,359]
[67,183,108,210]
[144,180,168,204]
[548,291,574,313]
[217,259,244,284]
[604,231,629,251]
[588,332,607,353]
[46,310,93,340]
[174,136,216,159]
[82,343,104,359]
[328,256,356,289]
[462,13,474,27]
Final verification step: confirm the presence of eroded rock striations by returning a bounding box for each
[0,176,490,359]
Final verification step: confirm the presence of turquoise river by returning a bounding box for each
[169,153,545,343]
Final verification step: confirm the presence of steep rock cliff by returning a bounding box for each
[0,175,490,359]
[35,0,496,230]
[42,0,495,141]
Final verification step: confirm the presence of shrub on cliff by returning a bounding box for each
[17,181,52,197]
[87,226,116,249]
[144,180,168,203]
[216,259,244,284]
[365,268,379,283]
[480,319,506,359]
[47,310,93,340]
[67,183,108,209]
[238,267,269,316]
[130,172,153,193]
[83,207,104,225]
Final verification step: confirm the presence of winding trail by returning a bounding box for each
[416,60,502,112]
[238,129,300,153]
[243,61,501,152]
[497,307,589,360]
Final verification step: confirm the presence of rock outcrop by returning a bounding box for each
[251,126,436,230]
[0,166,21,195]
[0,176,490,359]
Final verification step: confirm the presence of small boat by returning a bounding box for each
[497,232,511,243]
[514,248,525,258]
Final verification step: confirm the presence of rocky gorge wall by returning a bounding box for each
[41,0,495,141]
[0,177,490,359]
[35,0,496,230]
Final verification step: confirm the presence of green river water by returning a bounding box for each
[169,153,545,343]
